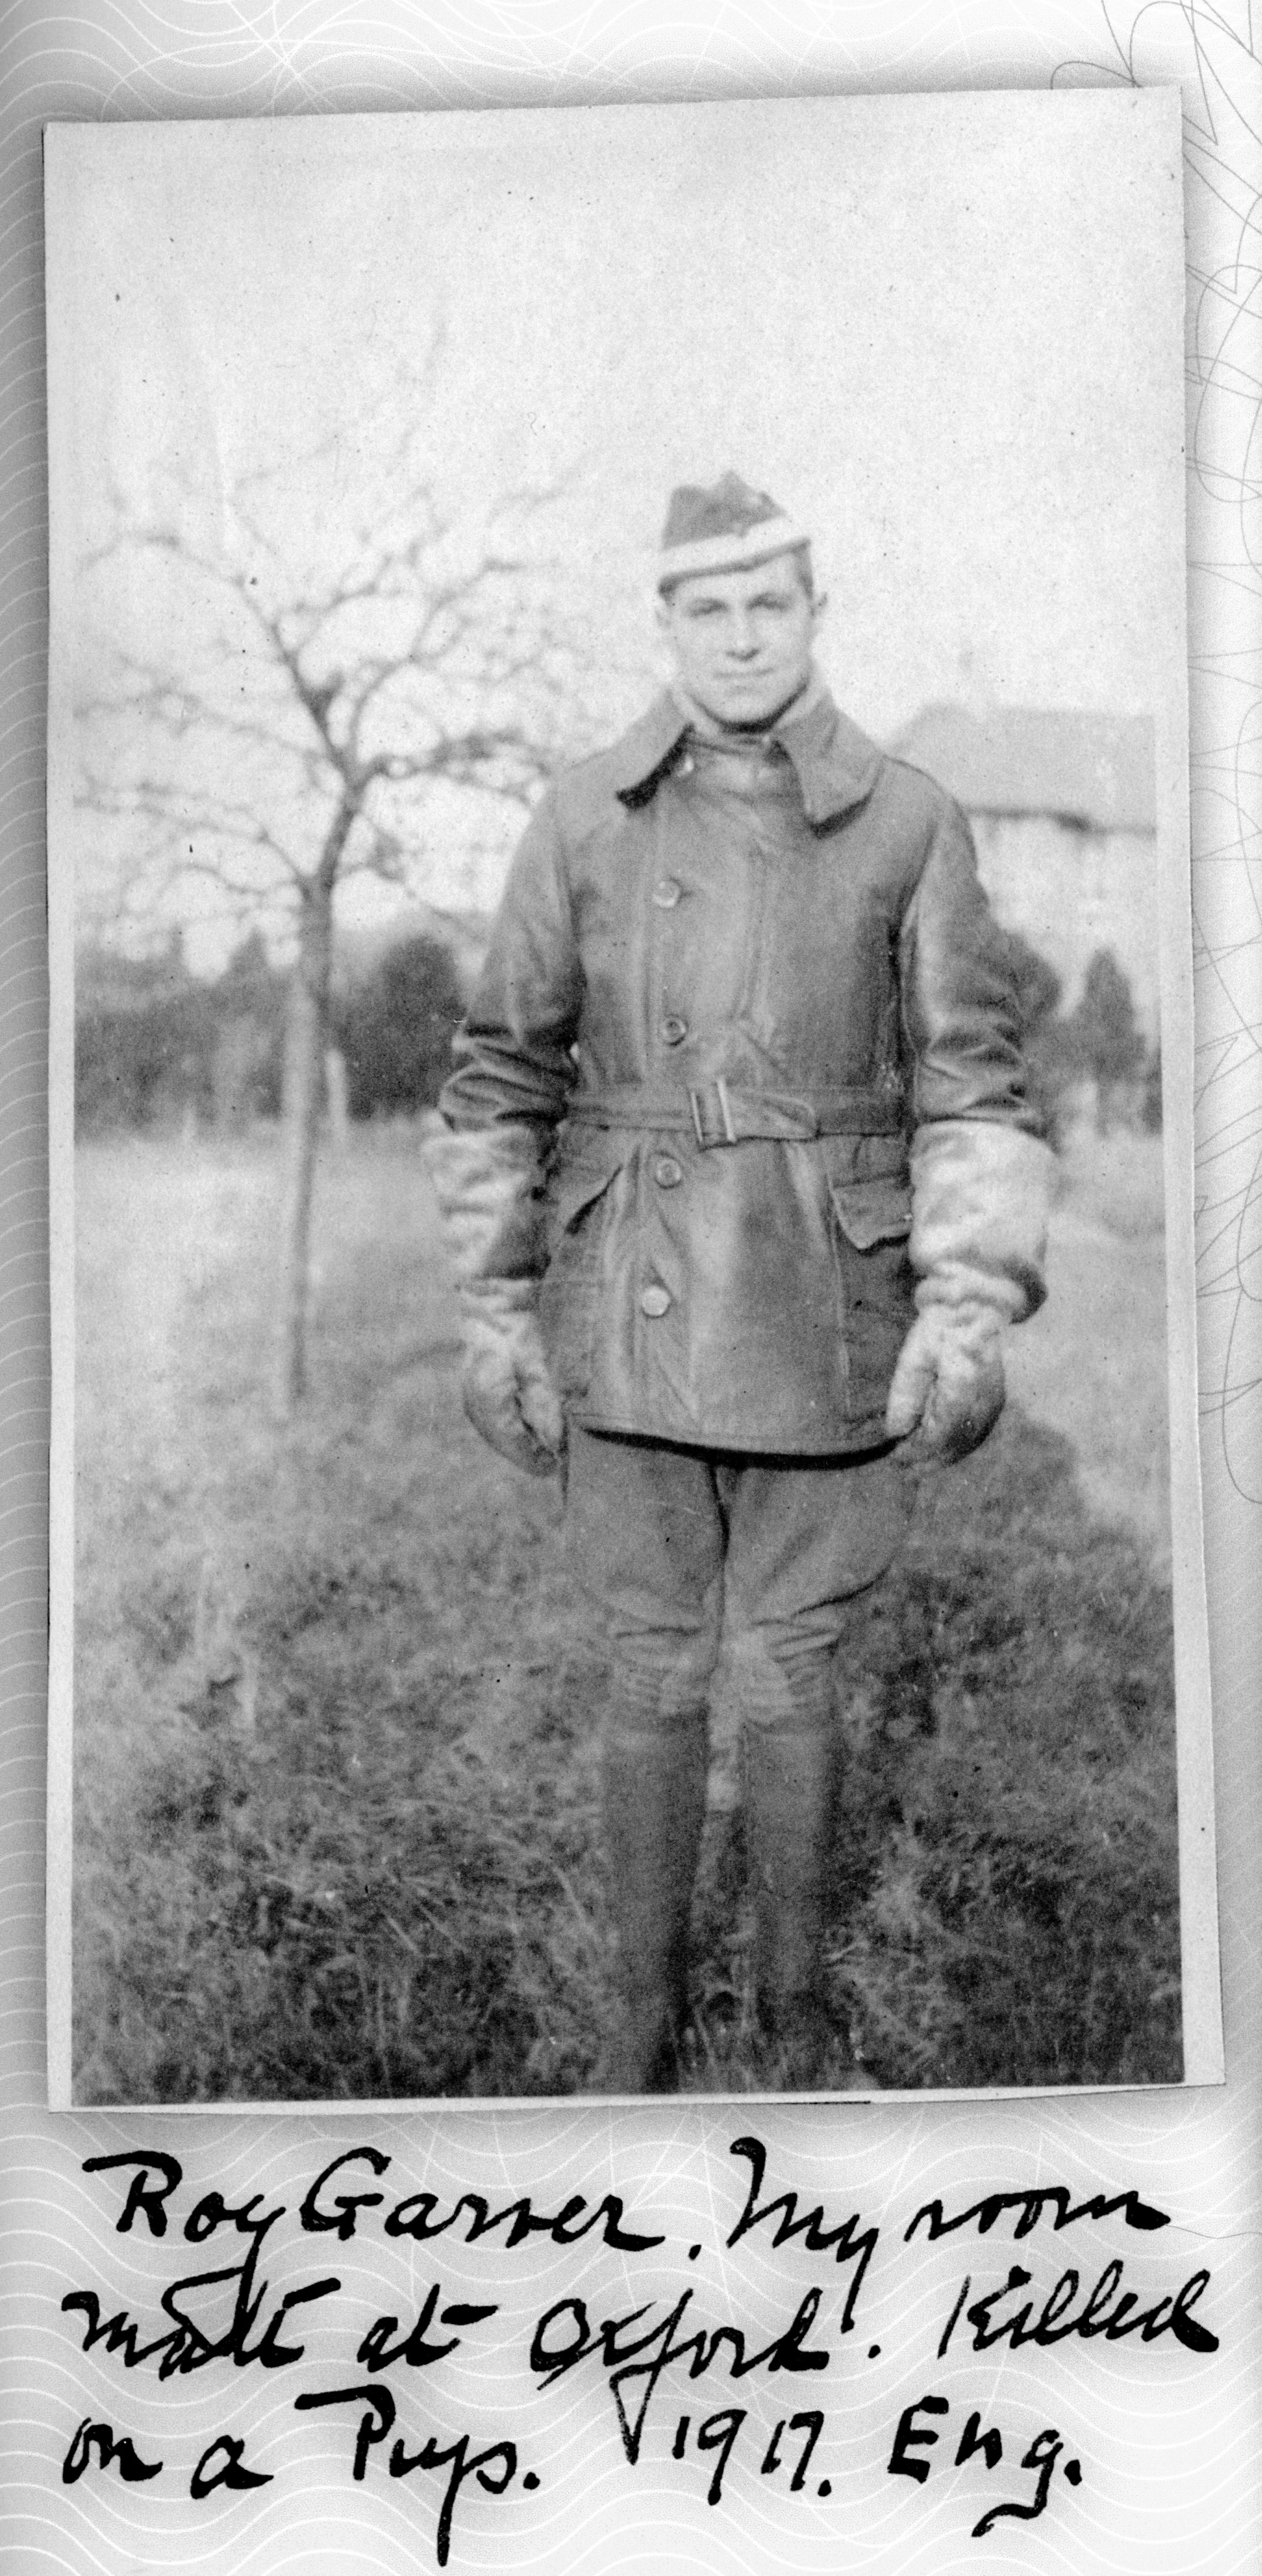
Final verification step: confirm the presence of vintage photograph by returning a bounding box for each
[47,90,1203,2104]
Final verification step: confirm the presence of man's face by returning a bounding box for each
[658,554,823,730]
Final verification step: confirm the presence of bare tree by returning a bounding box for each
[77,366,585,1415]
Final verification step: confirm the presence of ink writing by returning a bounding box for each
[57,2136,1221,2564]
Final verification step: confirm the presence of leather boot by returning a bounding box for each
[743,1693,846,2089]
[602,1679,709,2093]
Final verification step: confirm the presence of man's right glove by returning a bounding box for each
[459,1277,565,1477]
[425,1123,564,1479]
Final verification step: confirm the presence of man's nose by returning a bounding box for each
[726,613,759,657]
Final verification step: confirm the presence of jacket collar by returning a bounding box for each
[611,672,884,823]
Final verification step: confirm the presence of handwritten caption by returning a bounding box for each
[59,2135,1219,2561]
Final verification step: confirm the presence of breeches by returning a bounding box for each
[564,1426,911,1719]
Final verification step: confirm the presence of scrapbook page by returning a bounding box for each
[2,17,1257,2572]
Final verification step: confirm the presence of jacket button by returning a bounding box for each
[653,1154,683,1188]
[640,1283,672,1318]
[660,1015,688,1046]
[652,877,682,908]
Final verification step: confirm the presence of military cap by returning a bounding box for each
[657,471,810,589]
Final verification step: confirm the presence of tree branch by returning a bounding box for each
[78,388,584,955]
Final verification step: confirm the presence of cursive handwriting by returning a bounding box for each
[57,2137,1221,2565]
[905,2182,1172,2244]
[530,2279,832,2461]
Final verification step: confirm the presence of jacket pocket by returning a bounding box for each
[538,1143,625,1399]
[546,1148,624,1245]
[827,1175,913,1251]
[827,1173,914,1422]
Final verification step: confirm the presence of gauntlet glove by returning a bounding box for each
[885,1299,1007,1462]
[459,1279,564,1477]
[426,1123,564,1477]
[886,1118,1054,1464]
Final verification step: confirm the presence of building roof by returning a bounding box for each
[890,704,1156,832]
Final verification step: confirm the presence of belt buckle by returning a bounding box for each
[689,1078,739,1149]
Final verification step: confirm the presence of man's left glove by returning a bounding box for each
[885,1117,1056,1465]
[884,1298,1007,1464]
[425,1122,565,1478]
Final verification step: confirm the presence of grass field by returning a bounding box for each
[71,1120,1181,2102]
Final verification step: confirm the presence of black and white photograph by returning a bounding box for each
[46,87,1214,2108]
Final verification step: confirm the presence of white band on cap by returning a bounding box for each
[657,511,811,589]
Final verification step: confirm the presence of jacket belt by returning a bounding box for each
[567,1077,905,1148]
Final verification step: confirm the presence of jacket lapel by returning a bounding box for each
[609,679,883,823]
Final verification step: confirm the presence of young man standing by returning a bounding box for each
[432,473,1051,2092]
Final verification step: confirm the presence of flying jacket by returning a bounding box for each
[438,681,1048,1454]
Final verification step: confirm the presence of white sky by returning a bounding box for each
[49,88,1185,967]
